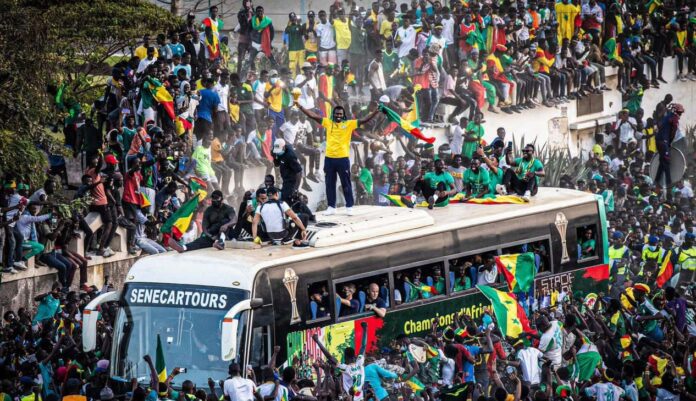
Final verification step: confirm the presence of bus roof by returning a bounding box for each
[126,188,598,290]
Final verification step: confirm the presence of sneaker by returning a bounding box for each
[101,247,115,257]
[301,181,313,192]
[13,261,27,270]
[306,173,319,183]
[346,207,354,216]
[496,184,508,196]
[324,207,336,216]
[427,196,435,210]
[2,267,17,274]
[292,241,310,249]
[522,191,531,202]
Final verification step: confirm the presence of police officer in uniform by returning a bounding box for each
[640,235,665,277]
[609,231,630,282]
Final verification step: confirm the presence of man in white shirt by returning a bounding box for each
[251,187,307,246]
[314,321,369,401]
[476,255,498,286]
[136,47,157,74]
[223,363,258,401]
[280,113,303,145]
[252,71,268,121]
[294,63,318,110]
[256,367,289,401]
[214,72,231,137]
[316,10,337,66]
[510,340,545,386]
[536,316,564,369]
[448,117,464,155]
[395,16,416,58]
[368,49,386,98]
[615,109,637,149]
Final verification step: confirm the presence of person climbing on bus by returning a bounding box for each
[168,190,236,253]
[503,143,545,201]
[312,321,369,401]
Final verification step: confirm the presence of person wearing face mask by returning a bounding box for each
[168,190,236,252]
[295,102,379,216]
[272,138,303,205]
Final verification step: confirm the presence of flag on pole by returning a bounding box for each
[656,250,675,288]
[496,253,536,293]
[378,104,436,144]
[476,285,533,338]
[160,195,201,240]
[146,77,175,120]
[156,334,167,383]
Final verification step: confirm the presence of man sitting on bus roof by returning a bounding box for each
[252,187,309,248]
[503,143,545,202]
[168,190,236,253]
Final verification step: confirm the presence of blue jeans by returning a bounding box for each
[40,251,72,287]
[136,238,167,255]
[324,157,353,208]
[7,227,23,266]
[268,109,285,142]
[426,87,439,122]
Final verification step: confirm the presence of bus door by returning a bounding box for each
[248,271,274,375]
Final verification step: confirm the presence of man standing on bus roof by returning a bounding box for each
[503,143,545,202]
[295,101,380,216]
[313,321,369,401]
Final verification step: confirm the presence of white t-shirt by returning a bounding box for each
[215,83,230,112]
[450,125,463,155]
[316,22,336,49]
[256,200,290,234]
[280,121,302,145]
[617,117,637,144]
[516,347,543,385]
[476,265,498,285]
[438,349,455,386]
[137,57,156,74]
[257,382,289,401]
[396,26,416,58]
[252,80,266,111]
[538,320,564,368]
[441,17,455,45]
[223,376,257,401]
[585,382,626,401]
[337,354,366,401]
[655,388,680,401]
[294,74,317,109]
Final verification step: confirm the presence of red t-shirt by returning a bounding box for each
[122,170,142,205]
[86,168,108,206]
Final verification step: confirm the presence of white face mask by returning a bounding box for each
[270,77,278,85]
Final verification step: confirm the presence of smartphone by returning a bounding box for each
[180,367,187,373]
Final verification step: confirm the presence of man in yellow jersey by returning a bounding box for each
[296,102,379,215]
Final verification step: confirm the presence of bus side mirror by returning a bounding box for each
[221,298,261,362]
[82,291,121,352]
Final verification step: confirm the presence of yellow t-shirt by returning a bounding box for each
[135,45,158,61]
[229,103,240,123]
[211,137,224,163]
[380,20,394,39]
[265,82,284,113]
[322,118,358,158]
[333,19,352,50]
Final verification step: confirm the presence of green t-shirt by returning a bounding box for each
[285,24,305,51]
[122,127,137,154]
[359,167,374,194]
[463,168,490,196]
[638,300,658,334]
[423,171,455,190]
[382,50,400,79]
[488,167,503,196]
[453,276,472,292]
[581,239,596,258]
[462,122,484,159]
[237,83,254,114]
[513,157,544,184]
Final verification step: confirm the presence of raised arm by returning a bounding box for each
[295,101,323,124]
[358,321,368,355]
[358,108,381,126]
[312,333,339,365]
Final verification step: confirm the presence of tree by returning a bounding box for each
[0,0,180,185]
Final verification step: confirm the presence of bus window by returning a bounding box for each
[393,262,446,304]
[448,253,498,291]
[335,274,390,318]
[577,225,598,260]
[307,281,331,321]
[502,239,551,273]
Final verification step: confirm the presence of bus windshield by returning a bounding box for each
[113,283,249,387]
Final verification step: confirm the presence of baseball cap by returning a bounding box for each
[612,231,624,239]
[379,95,390,103]
[104,154,119,165]
[272,138,286,154]
[269,69,279,77]
[302,62,313,69]
[633,283,650,294]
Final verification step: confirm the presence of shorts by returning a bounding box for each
[318,48,337,66]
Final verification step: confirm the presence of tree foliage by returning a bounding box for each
[0,0,180,185]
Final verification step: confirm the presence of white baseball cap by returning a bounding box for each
[272,138,286,154]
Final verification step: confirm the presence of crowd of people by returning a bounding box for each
[4,0,696,401]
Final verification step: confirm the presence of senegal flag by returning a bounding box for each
[496,253,536,293]
[160,195,201,240]
[647,0,662,14]
[656,250,674,288]
[406,280,439,295]
[476,285,532,338]
[175,116,192,136]
[382,193,414,208]
[603,37,623,63]
[648,354,668,376]
[156,334,167,383]
[379,104,435,144]
[465,195,526,204]
[189,176,208,194]
[146,77,176,120]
